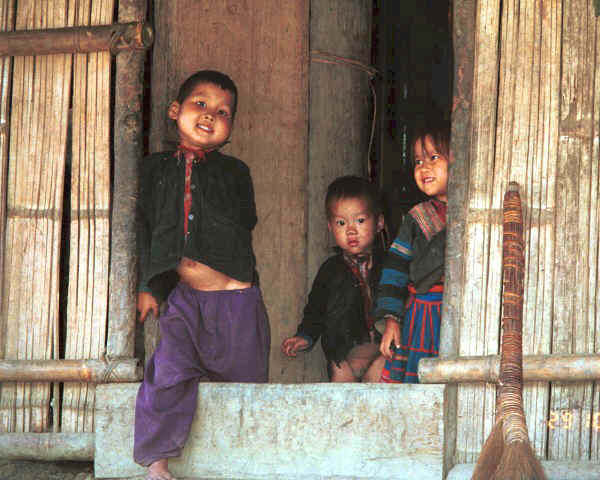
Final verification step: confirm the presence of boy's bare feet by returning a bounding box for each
[146,458,176,480]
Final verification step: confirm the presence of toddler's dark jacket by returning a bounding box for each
[295,247,384,365]
[137,150,257,301]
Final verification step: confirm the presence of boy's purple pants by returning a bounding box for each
[133,282,270,467]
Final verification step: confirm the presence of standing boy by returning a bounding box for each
[134,70,270,480]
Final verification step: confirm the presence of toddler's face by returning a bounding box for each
[168,82,234,150]
[327,196,383,256]
[413,135,450,202]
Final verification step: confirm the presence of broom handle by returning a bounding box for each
[499,181,528,444]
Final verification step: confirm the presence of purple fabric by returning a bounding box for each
[133,283,270,466]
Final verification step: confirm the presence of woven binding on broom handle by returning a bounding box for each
[499,181,529,445]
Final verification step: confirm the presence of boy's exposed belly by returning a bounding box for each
[176,257,251,291]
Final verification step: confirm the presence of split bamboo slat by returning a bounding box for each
[61,0,114,434]
[455,0,502,463]
[549,0,599,461]
[455,0,600,466]
[0,0,14,365]
[0,0,73,433]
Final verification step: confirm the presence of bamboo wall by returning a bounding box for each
[0,0,115,433]
[447,0,600,466]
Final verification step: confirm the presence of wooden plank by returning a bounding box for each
[150,0,310,383]
[549,0,598,461]
[61,0,113,434]
[454,0,502,464]
[0,0,73,433]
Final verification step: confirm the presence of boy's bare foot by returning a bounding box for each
[146,458,176,480]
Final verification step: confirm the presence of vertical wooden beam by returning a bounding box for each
[443,0,476,473]
[304,0,373,382]
[106,0,147,360]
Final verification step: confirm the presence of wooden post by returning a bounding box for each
[0,22,152,56]
[0,359,141,383]
[106,0,148,361]
[420,354,600,384]
[304,0,373,382]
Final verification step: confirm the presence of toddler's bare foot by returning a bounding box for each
[146,458,176,480]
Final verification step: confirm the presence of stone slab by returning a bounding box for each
[95,383,445,479]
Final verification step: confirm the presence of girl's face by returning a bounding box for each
[327,196,384,256]
[413,135,451,203]
[168,82,234,150]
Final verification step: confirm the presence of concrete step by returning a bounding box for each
[95,383,446,479]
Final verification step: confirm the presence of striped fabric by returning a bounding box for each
[381,284,443,383]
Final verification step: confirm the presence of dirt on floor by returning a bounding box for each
[0,461,95,480]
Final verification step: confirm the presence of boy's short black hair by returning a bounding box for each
[325,175,383,220]
[176,70,238,119]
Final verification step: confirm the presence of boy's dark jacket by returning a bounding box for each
[296,247,384,365]
[137,150,257,301]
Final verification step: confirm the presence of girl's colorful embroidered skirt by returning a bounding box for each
[381,284,443,383]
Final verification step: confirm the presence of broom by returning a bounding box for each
[471,182,547,480]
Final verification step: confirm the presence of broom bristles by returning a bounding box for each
[489,440,547,480]
[471,419,504,480]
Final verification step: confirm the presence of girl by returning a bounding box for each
[374,118,451,383]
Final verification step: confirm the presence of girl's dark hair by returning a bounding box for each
[176,70,238,119]
[325,175,383,220]
[411,116,451,166]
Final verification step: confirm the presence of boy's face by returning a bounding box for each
[168,82,234,150]
[413,134,451,202]
[327,196,384,256]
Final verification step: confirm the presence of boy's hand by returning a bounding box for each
[137,292,159,323]
[380,317,401,359]
[281,336,309,357]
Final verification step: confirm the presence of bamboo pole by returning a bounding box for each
[106,0,148,360]
[0,433,94,461]
[419,353,600,384]
[0,21,153,57]
[0,359,141,383]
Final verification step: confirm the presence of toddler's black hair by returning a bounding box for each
[325,175,383,220]
[176,70,238,119]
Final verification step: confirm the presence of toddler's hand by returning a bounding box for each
[137,292,159,323]
[281,336,309,357]
[380,317,401,360]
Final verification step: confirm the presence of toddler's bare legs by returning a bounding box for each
[330,342,384,382]
[147,459,176,480]
[362,353,386,382]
